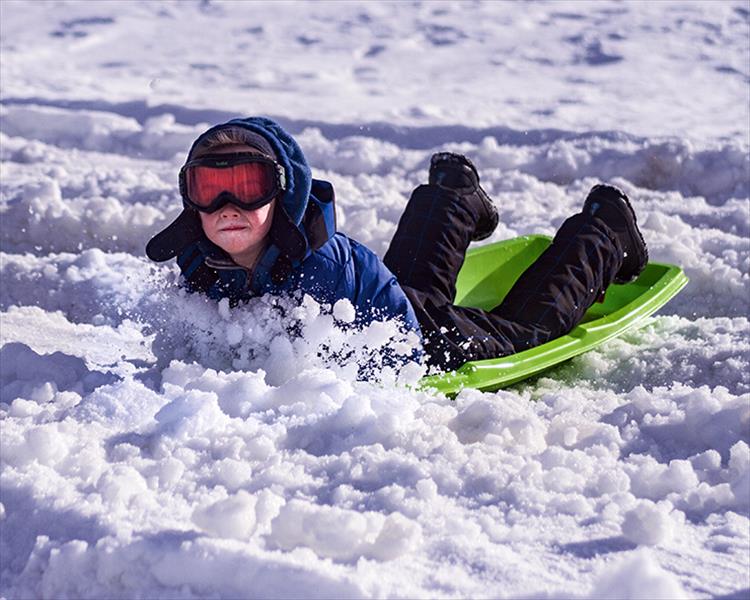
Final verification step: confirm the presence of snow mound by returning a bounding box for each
[1,0,748,598]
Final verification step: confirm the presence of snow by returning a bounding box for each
[1,0,749,598]
[621,500,678,547]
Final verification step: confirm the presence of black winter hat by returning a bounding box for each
[189,125,278,160]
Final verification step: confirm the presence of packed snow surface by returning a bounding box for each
[1,1,749,598]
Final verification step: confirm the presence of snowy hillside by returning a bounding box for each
[1,1,748,598]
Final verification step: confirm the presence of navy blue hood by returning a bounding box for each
[187,117,312,227]
[147,116,335,269]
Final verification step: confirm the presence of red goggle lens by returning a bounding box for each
[185,162,276,207]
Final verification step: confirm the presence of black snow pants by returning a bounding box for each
[383,184,624,371]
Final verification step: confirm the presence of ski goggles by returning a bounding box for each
[179,153,286,213]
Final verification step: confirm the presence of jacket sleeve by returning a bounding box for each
[348,239,421,335]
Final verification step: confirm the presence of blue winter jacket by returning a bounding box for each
[172,117,421,333]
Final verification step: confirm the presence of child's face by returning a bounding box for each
[200,198,275,262]
[198,144,276,265]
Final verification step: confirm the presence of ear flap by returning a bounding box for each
[304,180,336,252]
[146,209,205,262]
[268,180,336,265]
[270,205,308,264]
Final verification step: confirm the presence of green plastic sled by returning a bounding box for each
[418,235,688,395]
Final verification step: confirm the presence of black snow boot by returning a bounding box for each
[429,152,499,241]
[583,184,648,284]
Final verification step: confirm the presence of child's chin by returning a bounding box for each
[216,233,253,251]
[222,243,252,255]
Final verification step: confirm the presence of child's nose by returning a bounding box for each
[218,204,241,217]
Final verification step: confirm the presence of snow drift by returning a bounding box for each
[1,1,748,598]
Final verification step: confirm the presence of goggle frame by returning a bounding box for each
[179,152,287,213]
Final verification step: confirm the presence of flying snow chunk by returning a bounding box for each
[226,322,244,346]
[332,299,356,324]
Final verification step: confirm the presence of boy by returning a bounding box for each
[147,117,647,371]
